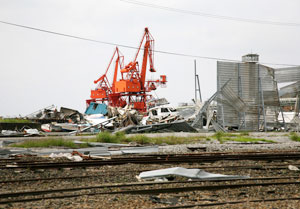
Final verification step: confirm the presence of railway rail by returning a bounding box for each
[1,151,300,207]
[0,163,299,184]
[0,177,299,205]
[154,197,300,209]
[2,151,300,169]
[0,175,298,184]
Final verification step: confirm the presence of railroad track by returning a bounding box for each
[154,197,300,209]
[4,162,298,171]
[0,174,298,184]
[2,151,300,169]
[1,151,300,207]
[0,177,299,205]
[0,162,299,184]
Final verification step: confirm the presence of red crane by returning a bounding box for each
[87,47,126,107]
[87,27,167,112]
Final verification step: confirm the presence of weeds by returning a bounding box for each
[10,138,90,149]
[222,136,274,143]
[214,132,223,140]
[0,118,31,123]
[96,132,119,143]
[212,131,274,143]
[212,132,242,138]
[290,132,300,142]
[239,131,249,136]
[91,131,268,145]
[93,131,127,143]
[83,132,206,145]
[149,136,205,145]
[10,131,276,148]
[130,135,151,144]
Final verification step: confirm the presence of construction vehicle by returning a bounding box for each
[87,27,167,112]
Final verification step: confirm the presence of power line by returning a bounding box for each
[120,0,300,27]
[0,20,138,50]
[0,20,298,67]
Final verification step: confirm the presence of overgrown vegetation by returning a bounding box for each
[290,132,300,142]
[11,131,275,148]
[212,131,275,144]
[10,138,90,149]
[239,131,250,136]
[81,131,272,145]
[0,118,32,123]
[82,131,207,145]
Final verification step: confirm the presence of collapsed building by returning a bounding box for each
[25,105,84,124]
[276,66,300,125]
[191,54,300,132]
[213,54,300,131]
[216,54,283,131]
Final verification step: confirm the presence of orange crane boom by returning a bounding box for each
[87,28,167,112]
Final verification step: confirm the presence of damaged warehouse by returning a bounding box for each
[192,54,300,132]
[216,54,283,131]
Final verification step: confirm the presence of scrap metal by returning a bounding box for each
[138,167,249,181]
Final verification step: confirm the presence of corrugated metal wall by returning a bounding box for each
[279,81,300,98]
[275,67,300,83]
[217,61,280,130]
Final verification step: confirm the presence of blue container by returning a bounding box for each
[85,103,108,115]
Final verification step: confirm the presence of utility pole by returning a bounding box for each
[194,60,202,103]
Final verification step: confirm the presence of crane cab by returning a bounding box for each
[115,80,141,93]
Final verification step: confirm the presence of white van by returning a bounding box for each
[142,106,179,124]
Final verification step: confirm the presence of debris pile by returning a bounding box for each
[1,128,41,137]
[49,152,83,162]
[107,106,143,128]
[5,54,300,135]
[26,105,84,124]
[143,106,181,124]
[36,96,196,134]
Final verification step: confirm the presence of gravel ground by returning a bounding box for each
[159,141,300,153]
[1,132,300,208]
[1,154,300,208]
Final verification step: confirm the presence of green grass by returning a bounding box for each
[146,136,207,145]
[86,131,269,145]
[212,131,274,143]
[222,136,274,143]
[130,135,152,144]
[212,132,247,138]
[290,132,300,142]
[82,131,207,145]
[94,131,126,143]
[0,118,32,123]
[10,138,90,149]
[239,131,250,136]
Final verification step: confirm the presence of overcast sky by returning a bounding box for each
[0,0,299,117]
